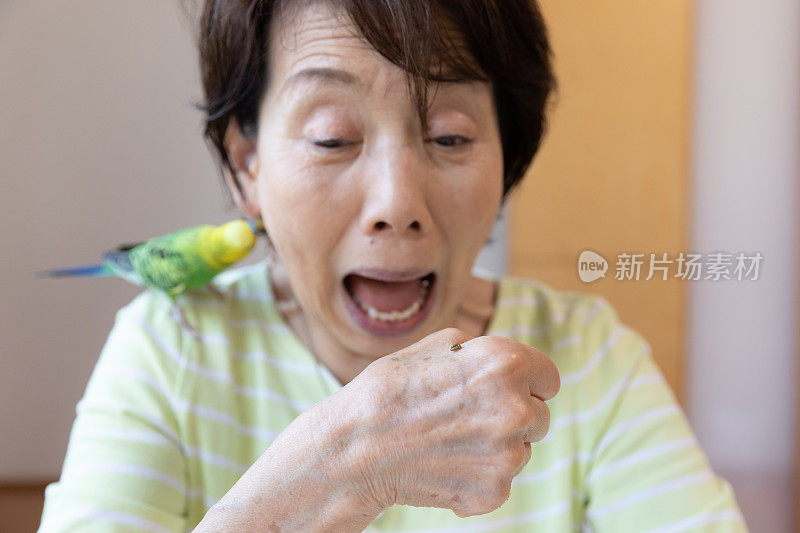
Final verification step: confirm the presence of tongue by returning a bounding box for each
[348,275,423,312]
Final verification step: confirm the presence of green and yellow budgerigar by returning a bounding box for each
[40,219,266,333]
[41,219,265,295]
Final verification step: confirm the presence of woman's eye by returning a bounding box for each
[312,138,350,149]
[431,135,472,147]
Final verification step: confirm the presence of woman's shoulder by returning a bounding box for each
[112,259,286,359]
[484,269,617,339]
[171,259,279,327]
[206,259,273,299]
[485,271,652,382]
[105,262,312,407]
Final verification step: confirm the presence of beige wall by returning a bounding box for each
[0,0,233,480]
[689,1,799,531]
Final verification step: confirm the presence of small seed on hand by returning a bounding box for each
[450,343,462,352]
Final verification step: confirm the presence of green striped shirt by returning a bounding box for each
[40,261,746,532]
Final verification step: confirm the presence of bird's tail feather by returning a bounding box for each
[37,263,114,278]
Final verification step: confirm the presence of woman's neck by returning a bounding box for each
[267,259,498,386]
[454,274,497,337]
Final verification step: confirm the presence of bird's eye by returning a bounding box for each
[431,135,472,147]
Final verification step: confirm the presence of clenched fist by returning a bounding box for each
[340,327,560,518]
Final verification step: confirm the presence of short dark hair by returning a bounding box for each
[196,0,556,202]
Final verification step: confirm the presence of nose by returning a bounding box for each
[358,144,433,240]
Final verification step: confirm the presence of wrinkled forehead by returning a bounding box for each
[264,6,395,113]
[266,0,485,89]
[268,2,364,76]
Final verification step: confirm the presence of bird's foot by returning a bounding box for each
[170,304,203,340]
[206,285,226,300]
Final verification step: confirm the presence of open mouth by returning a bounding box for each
[342,272,436,336]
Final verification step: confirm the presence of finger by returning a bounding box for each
[521,344,560,401]
[522,397,551,443]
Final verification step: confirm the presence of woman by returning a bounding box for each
[40,0,746,531]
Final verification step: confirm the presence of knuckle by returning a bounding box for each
[363,355,392,384]
[452,501,482,518]
[484,467,511,492]
[440,327,469,342]
[485,483,513,511]
[489,348,526,375]
[460,498,499,517]
[464,334,487,350]
[516,396,536,427]
[514,443,533,476]
[355,368,399,422]
[512,444,529,468]
[499,447,525,474]
[358,392,388,428]
[499,395,534,433]
[450,490,477,518]
[451,506,471,518]
[454,475,512,516]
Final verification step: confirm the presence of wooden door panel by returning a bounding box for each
[510,0,692,400]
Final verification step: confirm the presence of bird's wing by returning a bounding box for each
[129,241,195,295]
[103,250,145,286]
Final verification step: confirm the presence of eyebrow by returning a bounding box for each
[281,67,360,94]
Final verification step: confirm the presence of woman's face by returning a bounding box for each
[240,2,503,360]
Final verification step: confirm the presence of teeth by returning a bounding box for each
[353,282,430,323]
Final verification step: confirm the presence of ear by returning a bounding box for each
[223,117,261,218]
